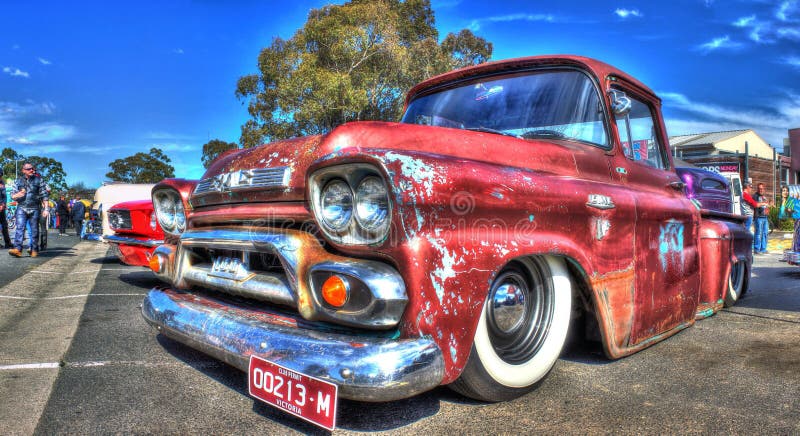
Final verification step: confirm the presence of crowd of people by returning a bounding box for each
[0,162,89,258]
[740,181,800,255]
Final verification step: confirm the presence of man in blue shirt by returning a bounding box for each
[8,162,49,257]
[752,182,771,254]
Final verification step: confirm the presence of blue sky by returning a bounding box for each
[1,0,799,188]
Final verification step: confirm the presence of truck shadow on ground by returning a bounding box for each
[155,334,442,433]
[35,247,77,258]
[90,254,125,265]
[117,271,161,289]
[732,264,800,313]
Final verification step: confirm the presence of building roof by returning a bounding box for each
[669,129,751,147]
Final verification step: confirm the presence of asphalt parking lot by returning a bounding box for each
[1,230,798,434]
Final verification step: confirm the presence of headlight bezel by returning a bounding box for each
[152,189,186,236]
[310,164,392,245]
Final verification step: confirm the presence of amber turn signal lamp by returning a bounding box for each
[149,254,161,273]
[321,275,349,307]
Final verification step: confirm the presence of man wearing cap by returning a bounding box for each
[8,162,49,257]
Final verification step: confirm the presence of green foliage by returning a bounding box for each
[1,148,68,193]
[26,156,68,193]
[235,0,493,147]
[1,147,24,179]
[67,181,91,198]
[201,139,240,168]
[106,147,175,183]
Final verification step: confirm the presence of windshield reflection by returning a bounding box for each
[401,70,608,146]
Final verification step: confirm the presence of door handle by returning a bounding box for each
[668,181,686,191]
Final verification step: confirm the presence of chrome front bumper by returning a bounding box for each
[105,234,165,248]
[783,250,800,265]
[142,287,444,402]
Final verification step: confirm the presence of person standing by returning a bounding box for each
[779,186,800,254]
[8,162,49,258]
[56,195,69,235]
[752,182,771,254]
[741,183,758,236]
[71,195,85,238]
[0,174,12,248]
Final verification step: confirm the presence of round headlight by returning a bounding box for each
[355,176,389,232]
[320,179,353,232]
[175,200,186,232]
[154,191,176,232]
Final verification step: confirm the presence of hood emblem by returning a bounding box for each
[195,167,290,195]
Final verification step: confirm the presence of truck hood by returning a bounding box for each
[191,121,588,208]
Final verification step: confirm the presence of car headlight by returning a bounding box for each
[153,190,185,235]
[320,179,353,232]
[355,176,389,233]
[310,165,392,245]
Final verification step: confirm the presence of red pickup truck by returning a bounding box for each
[141,55,752,429]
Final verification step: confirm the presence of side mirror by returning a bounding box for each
[608,89,632,116]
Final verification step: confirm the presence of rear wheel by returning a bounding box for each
[724,260,748,307]
[449,256,572,402]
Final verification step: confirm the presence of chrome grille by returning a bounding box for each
[108,210,132,230]
[194,167,290,195]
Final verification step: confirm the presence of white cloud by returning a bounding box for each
[2,66,30,78]
[660,91,800,148]
[733,15,756,28]
[5,122,76,145]
[468,13,556,31]
[38,57,51,65]
[778,27,800,39]
[729,3,798,45]
[154,143,196,152]
[776,0,796,21]
[145,131,198,141]
[696,35,742,52]
[614,8,642,19]
[173,48,184,55]
[783,56,800,68]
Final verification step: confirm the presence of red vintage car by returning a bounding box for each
[106,199,164,267]
[139,55,752,429]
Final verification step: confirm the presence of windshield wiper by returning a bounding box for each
[465,126,521,138]
[521,129,567,140]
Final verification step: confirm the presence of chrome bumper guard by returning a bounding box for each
[783,250,800,265]
[105,234,165,248]
[169,228,408,329]
[142,287,444,402]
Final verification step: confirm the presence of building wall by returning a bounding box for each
[682,155,785,199]
[716,130,773,158]
[790,128,800,177]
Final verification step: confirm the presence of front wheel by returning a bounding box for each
[724,260,748,307]
[449,256,572,402]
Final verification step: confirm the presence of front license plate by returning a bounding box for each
[248,355,338,431]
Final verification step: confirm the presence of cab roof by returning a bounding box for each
[405,55,658,107]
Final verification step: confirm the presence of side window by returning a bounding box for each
[614,92,667,169]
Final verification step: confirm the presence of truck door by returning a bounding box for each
[609,86,701,346]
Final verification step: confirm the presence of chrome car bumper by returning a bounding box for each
[105,234,164,248]
[783,250,800,265]
[142,287,444,402]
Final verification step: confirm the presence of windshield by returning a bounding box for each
[401,70,608,146]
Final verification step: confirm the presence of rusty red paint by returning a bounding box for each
[107,199,164,267]
[148,55,753,390]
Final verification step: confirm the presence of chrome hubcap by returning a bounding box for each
[486,260,555,364]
